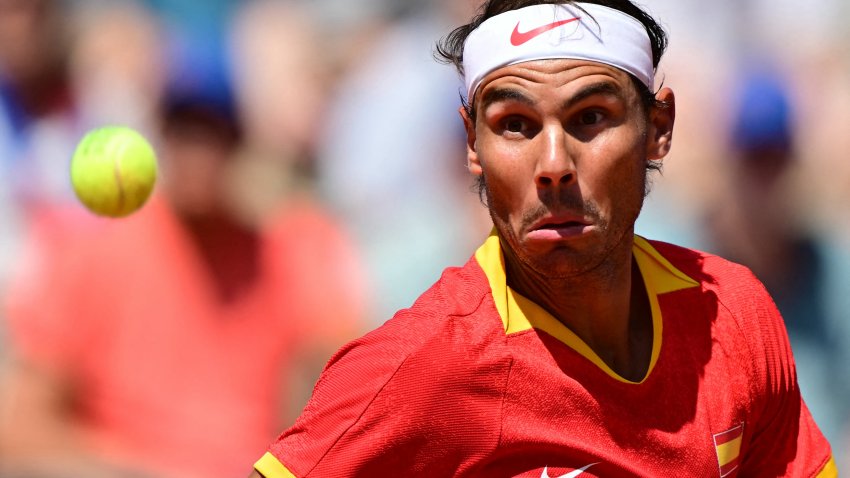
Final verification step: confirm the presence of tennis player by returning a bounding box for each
[249,0,835,476]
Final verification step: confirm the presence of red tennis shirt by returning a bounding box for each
[255,232,835,477]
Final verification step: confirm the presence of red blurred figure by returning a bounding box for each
[0,19,368,478]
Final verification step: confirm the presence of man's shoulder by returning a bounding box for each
[646,238,762,291]
[287,258,506,443]
[269,261,512,476]
[646,238,781,347]
[399,255,493,321]
[366,256,498,349]
[325,256,500,375]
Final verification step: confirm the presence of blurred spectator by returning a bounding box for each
[69,0,166,138]
[700,65,850,466]
[225,0,330,220]
[0,4,80,466]
[0,4,369,477]
[633,0,733,251]
[0,0,81,211]
[0,0,164,359]
[315,0,490,324]
[0,0,84,311]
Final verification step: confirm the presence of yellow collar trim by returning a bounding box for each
[474,231,699,384]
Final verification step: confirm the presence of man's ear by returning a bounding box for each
[647,87,675,161]
[459,106,483,176]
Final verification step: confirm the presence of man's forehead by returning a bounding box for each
[475,59,635,106]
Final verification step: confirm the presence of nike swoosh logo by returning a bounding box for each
[541,462,598,478]
[510,17,580,46]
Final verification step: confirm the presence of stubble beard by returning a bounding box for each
[483,172,646,283]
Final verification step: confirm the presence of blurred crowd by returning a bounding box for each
[0,0,846,476]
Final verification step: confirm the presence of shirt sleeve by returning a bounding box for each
[734,269,835,477]
[255,305,510,477]
[255,326,413,478]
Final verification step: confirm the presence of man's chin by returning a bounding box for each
[522,238,621,278]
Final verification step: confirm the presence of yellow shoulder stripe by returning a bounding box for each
[816,456,837,478]
[254,452,297,478]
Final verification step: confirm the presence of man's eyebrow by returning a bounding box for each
[478,81,628,114]
[561,81,626,110]
[479,87,535,112]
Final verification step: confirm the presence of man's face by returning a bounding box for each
[161,115,238,219]
[462,59,674,278]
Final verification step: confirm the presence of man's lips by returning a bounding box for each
[530,214,591,231]
[527,214,593,240]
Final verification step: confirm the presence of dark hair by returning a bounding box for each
[436,0,670,202]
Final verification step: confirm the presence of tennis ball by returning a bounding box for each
[70,126,158,218]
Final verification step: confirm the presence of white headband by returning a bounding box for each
[462,3,654,100]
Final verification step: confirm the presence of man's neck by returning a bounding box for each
[503,238,652,381]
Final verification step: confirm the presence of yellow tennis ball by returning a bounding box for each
[70,126,158,218]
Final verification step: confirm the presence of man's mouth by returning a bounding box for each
[537,220,587,229]
[528,215,593,240]
[532,215,591,231]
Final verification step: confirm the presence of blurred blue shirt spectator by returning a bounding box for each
[315,3,490,324]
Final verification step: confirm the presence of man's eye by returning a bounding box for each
[579,111,604,125]
[504,118,525,133]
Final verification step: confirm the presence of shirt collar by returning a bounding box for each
[474,229,699,383]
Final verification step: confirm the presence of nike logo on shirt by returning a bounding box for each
[541,462,598,478]
[510,17,580,46]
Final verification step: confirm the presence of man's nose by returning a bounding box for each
[535,126,576,188]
